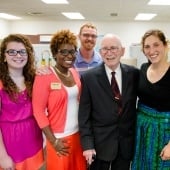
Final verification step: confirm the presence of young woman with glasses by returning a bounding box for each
[0,34,44,170]
[32,29,86,170]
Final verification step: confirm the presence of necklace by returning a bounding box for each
[54,67,71,78]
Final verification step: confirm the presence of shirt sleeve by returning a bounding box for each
[32,75,51,128]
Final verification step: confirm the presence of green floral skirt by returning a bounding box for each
[131,103,170,170]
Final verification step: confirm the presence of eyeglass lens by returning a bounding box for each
[82,33,97,39]
[6,49,27,56]
[101,46,119,53]
[58,49,77,56]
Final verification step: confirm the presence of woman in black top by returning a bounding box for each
[132,29,170,169]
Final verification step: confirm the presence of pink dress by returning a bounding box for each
[0,82,43,169]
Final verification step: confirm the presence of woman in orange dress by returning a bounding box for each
[32,29,86,170]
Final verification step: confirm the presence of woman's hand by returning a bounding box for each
[53,138,70,156]
[36,66,51,75]
[160,142,170,160]
[42,126,70,157]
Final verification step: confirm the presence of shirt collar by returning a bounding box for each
[105,64,121,75]
[76,49,101,63]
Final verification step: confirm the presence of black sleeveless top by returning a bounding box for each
[138,63,170,112]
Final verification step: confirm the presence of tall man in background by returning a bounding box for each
[74,23,102,74]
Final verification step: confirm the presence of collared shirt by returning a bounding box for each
[74,49,102,74]
[105,64,122,93]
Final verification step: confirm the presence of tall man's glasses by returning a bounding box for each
[58,49,77,56]
[6,49,27,56]
[81,33,97,39]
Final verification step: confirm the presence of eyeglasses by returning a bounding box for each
[6,49,27,56]
[58,49,77,56]
[100,46,120,54]
[81,33,97,39]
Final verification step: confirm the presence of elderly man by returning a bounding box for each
[78,33,139,170]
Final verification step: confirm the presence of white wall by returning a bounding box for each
[1,20,170,66]
[0,19,11,39]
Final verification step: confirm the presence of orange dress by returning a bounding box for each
[33,68,86,170]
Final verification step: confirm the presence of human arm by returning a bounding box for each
[42,126,69,156]
[0,129,15,169]
[160,142,170,160]
[32,75,69,156]
[78,75,96,164]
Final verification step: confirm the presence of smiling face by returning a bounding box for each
[100,34,125,70]
[5,41,28,71]
[79,26,97,51]
[143,35,168,64]
[55,43,77,70]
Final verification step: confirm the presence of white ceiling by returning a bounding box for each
[0,0,170,22]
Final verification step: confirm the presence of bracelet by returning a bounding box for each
[53,138,59,147]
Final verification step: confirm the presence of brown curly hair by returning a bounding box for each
[50,29,77,59]
[0,34,36,101]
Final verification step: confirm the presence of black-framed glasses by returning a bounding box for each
[81,33,97,39]
[100,46,120,54]
[58,49,77,56]
[6,49,27,56]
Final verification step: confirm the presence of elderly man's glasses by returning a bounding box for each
[58,49,77,56]
[100,46,120,54]
[6,49,27,56]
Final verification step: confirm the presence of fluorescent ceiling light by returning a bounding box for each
[135,13,157,21]
[0,13,21,20]
[41,0,69,4]
[62,12,85,19]
[148,0,170,5]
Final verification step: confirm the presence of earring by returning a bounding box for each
[4,58,6,62]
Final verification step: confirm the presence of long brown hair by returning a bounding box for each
[141,29,168,52]
[0,34,36,100]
